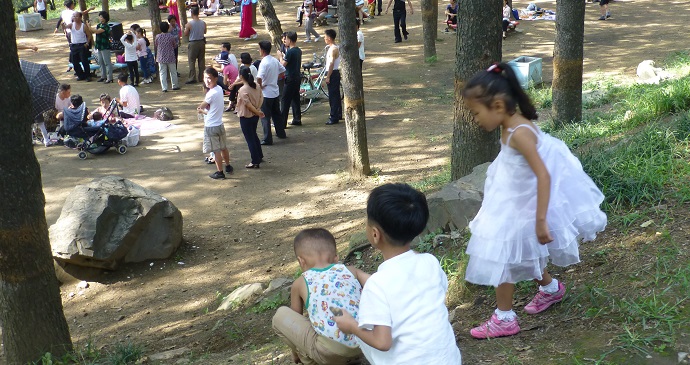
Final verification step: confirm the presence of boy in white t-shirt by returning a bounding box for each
[334,183,463,365]
[197,67,233,179]
[116,73,141,118]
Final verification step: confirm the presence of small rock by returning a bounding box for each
[68,292,75,298]
[640,220,654,228]
[116,315,125,321]
[76,281,89,289]
[679,352,688,363]
[264,278,292,293]
[217,283,264,310]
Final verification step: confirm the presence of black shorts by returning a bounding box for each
[599,0,610,5]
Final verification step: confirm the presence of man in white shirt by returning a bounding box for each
[256,40,286,145]
[116,73,141,118]
[197,67,233,179]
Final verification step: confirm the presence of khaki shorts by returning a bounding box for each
[203,125,227,153]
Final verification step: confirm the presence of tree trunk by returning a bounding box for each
[252,2,258,26]
[0,2,73,363]
[147,0,162,39]
[338,0,370,177]
[78,0,89,21]
[178,0,189,42]
[420,0,437,60]
[257,0,284,51]
[552,0,585,125]
[450,0,502,179]
[102,0,109,13]
[126,0,134,11]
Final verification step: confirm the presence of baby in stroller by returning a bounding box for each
[61,94,129,159]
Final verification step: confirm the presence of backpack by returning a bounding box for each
[154,107,174,121]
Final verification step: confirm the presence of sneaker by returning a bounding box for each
[305,39,313,43]
[314,36,321,42]
[470,314,520,339]
[524,281,566,314]
[225,164,234,174]
[605,12,611,18]
[598,15,606,20]
[209,171,226,179]
[250,33,257,39]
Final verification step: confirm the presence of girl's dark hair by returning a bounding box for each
[99,93,111,102]
[98,11,109,22]
[240,67,256,89]
[130,23,140,31]
[124,34,133,42]
[240,52,252,65]
[135,27,150,47]
[92,111,103,120]
[462,63,538,120]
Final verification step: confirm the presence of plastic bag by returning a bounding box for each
[125,126,140,147]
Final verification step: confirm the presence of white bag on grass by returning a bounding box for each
[125,126,140,147]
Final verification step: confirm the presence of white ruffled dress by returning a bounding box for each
[465,124,607,287]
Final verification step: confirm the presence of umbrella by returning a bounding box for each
[20,60,60,121]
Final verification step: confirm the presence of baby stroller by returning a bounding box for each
[63,100,129,159]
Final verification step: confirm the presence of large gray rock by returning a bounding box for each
[420,163,489,237]
[50,176,183,270]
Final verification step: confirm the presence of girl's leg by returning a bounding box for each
[525,270,565,314]
[470,283,520,339]
[127,61,136,84]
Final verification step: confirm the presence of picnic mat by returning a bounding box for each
[123,116,178,136]
[520,10,556,21]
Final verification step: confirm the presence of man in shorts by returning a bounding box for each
[197,67,233,179]
[598,0,611,20]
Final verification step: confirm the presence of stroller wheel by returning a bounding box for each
[78,151,87,160]
[117,145,127,155]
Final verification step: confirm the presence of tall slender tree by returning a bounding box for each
[338,0,370,177]
[420,0,437,60]
[551,0,585,125]
[450,0,502,179]
[101,0,109,14]
[0,1,73,363]
[147,0,162,38]
[257,0,284,51]
[126,0,134,11]
[177,0,188,42]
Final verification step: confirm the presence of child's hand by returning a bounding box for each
[333,309,358,334]
[536,220,553,244]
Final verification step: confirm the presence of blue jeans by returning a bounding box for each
[138,56,151,79]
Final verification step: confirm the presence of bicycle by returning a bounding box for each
[299,47,344,113]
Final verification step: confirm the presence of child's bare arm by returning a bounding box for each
[289,278,306,314]
[333,310,392,351]
[346,265,371,287]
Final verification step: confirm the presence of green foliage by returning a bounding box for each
[409,164,451,193]
[249,292,287,314]
[526,86,552,109]
[425,55,438,64]
[36,340,143,365]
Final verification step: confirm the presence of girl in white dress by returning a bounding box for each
[462,63,607,339]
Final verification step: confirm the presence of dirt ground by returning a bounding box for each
[5,0,690,363]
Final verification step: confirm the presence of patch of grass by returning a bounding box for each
[409,164,451,193]
[226,322,244,342]
[425,55,438,64]
[106,342,144,365]
[527,86,552,109]
[249,292,288,314]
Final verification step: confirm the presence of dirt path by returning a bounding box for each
[5,0,690,363]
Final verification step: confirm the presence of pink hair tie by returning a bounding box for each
[487,64,502,73]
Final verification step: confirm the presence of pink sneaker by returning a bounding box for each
[470,314,520,339]
[524,281,566,314]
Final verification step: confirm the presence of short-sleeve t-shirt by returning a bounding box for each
[204,85,224,127]
[357,250,462,365]
[119,85,140,115]
[283,46,302,80]
[222,64,239,86]
[357,30,365,60]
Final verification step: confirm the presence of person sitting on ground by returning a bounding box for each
[444,0,457,32]
[273,228,368,364]
[116,73,141,118]
[502,0,511,39]
[58,94,91,138]
[205,0,219,15]
[314,0,329,24]
[215,42,239,70]
[55,83,72,125]
[333,183,463,364]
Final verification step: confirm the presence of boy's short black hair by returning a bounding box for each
[58,83,71,92]
[286,31,297,43]
[294,228,337,257]
[92,111,103,120]
[117,73,129,83]
[221,42,231,51]
[204,67,219,79]
[325,29,336,40]
[190,6,199,16]
[240,52,252,64]
[367,183,429,246]
[70,94,83,107]
[258,40,272,54]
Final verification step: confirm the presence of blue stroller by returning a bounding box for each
[63,100,129,159]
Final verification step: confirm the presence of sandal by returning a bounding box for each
[245,163,260,169]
